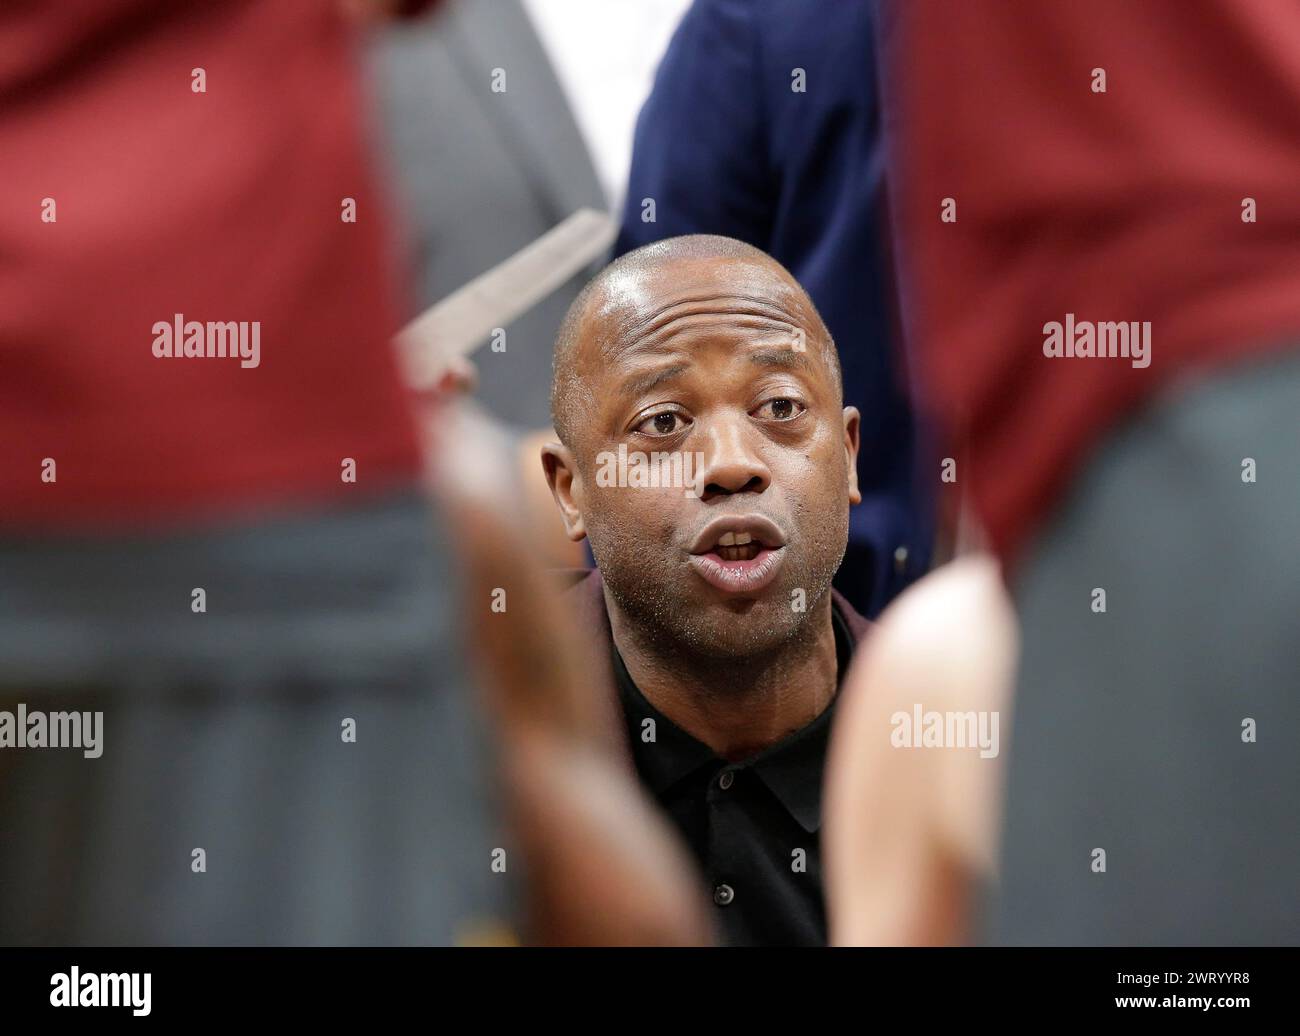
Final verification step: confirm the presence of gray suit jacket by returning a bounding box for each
[370,0,607,429]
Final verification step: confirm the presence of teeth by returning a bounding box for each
[717,541,760,562]
[716,531,754,548]
[734,532,753,545]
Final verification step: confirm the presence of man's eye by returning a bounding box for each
[635,410,690,435]
[755,398,806,421]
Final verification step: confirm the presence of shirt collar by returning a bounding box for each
[613,598,857,833]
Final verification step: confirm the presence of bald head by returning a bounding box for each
[539,232,860,659]
[551,235,841,450]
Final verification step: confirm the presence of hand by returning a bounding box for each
[823,555,1017,945]
[430,354,478,397]
[430,399,713,945]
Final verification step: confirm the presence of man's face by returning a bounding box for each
[562,256,860,657]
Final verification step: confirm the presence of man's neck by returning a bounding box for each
[606,593,840,762]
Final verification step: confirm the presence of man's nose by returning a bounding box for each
[696,415,771,500]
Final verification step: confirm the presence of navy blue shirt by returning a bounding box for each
[615,0,933,616]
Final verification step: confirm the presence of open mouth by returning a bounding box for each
[713,531,762,562]
[687,517,788,595]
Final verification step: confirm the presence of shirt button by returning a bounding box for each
[713,883,735,907]
[893,545,910,575]
[718,770,735,791]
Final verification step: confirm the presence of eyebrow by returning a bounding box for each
[613,345,819,401]
[617,363,691,400]
[747,347,817,375]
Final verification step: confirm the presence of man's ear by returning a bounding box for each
[541,441,588,541]
[842,406,862,506]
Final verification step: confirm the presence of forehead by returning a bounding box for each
[580,256,820,368]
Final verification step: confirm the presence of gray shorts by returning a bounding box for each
[990,347,1300,945]
[0,488,512,945]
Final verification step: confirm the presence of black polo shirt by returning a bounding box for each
[613,602,856,947]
